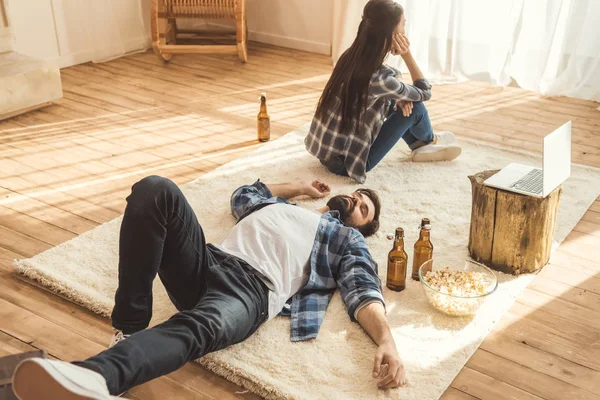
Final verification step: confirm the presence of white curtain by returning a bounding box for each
[333,0,600,102]
[52,0,150,65]
[332,0,367,62]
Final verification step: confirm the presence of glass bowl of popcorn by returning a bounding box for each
[419,257,498,317]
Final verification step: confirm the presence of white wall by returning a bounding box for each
[8,0,150,68]
[243,0,333,55]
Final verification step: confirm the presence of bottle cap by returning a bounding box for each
[420,218,431,230]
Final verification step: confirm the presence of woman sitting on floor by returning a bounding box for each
[305,0,461,183]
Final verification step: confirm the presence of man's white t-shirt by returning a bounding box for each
[215,203,321,318]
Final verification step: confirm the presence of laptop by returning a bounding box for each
[483,121,571,198]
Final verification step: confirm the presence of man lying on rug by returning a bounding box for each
[12,175,406,398]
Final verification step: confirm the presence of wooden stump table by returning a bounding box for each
[468,170,562,275]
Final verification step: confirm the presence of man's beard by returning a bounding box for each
[327,195,355,225]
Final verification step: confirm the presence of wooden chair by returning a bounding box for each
[151,0,248,63]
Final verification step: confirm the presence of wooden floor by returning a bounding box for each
[0,43,599,400]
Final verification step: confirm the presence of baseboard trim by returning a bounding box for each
[52,36,151,68]
[248,30,330,55]
[207,22,331,55]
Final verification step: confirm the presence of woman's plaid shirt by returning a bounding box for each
[305,65,432,183]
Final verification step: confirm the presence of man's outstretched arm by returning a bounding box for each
[266,180,330,200]
[336,233,405,390]
[230,179,331,222]
[357,303,406,389]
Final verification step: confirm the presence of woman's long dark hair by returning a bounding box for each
[315,0,403,135]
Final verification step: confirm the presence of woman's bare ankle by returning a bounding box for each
[411,141,425,150]
[411,136,437,150]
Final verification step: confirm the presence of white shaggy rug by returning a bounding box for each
[16,125,600,400]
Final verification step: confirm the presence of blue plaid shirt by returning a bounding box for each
[230,180,385,341]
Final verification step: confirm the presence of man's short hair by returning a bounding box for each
[355,188,381,237]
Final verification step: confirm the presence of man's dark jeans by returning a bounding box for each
[76,176,269,395]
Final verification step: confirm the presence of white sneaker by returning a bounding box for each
[411,143,462,162]
[109,330,130,348]
[433,131,456,145]
[12,358,117,399]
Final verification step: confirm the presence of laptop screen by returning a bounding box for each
[543,121,571,197]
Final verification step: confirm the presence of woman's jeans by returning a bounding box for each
[322,101,434,176]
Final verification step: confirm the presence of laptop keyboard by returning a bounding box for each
[510,168,543,195]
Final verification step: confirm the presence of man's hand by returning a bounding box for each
[356,302,406,390]
[394,100,413,117]
[373,340,406,389]
[391,33,410,56]
[302,180,331,199]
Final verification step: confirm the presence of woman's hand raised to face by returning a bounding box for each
[391,33,410,56]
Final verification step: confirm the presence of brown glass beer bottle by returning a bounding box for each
[257,93,270,142]
[387,227,408,292]
[412,218,433,281]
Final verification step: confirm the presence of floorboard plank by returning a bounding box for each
[490,308,600,371]
[0,330,41,357]
[450,367,544,400]
[528,275,600,313]
[440,387,480,400]
[479,332,600,393]
[517,287,600,331]
[538,263,600,296]
[464,349,600,400]
[0,247,22,274]
[0,225,52,257]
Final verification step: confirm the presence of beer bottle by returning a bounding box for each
[412,218,433,281]
[257,93,270,142]
[387,227,408,292]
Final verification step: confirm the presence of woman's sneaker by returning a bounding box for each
[433,131,456,145]
[12,358,116,399]
[411,143,462,162]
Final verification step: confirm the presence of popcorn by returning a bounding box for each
[422,267,489,316]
